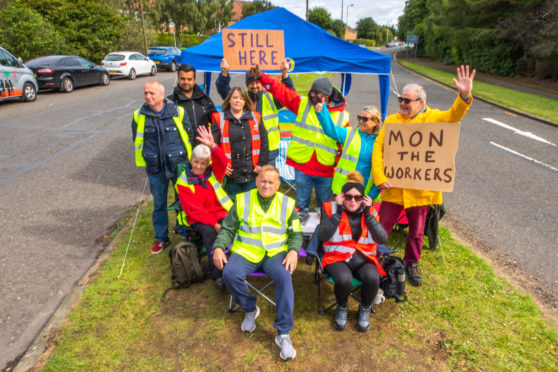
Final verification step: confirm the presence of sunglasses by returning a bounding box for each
[344,194,363,202]
[357,115,375,123]
[398,97,421,104]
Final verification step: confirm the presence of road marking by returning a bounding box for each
[483,118,556,146]
[490,141,558,172]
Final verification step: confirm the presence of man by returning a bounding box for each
[167,64,217,146]
[372,65,476,286]
[213,165,303,360]
[250,65,350,222]
[216,58,294,165]
[132,81,194,254]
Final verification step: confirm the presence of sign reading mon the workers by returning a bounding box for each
[222,29,285,70]
[383,122,461,192]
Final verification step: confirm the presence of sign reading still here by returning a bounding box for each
[383,122,461,192]
[222,29,285,70]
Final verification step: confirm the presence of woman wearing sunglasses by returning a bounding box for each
[318,171,388,332]
[314,99,382,200]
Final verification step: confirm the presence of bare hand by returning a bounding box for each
[314,96,326,113]
[253,165,261,174]
[196,125,216,149]
[335,193,344,205]
[214,223,221,233]
[220,58,229,76]
[280,60,290,78]
[225,162,233,176]
[378,181,392,190]
[363,195,373,207]
[453,64,476,102]
[213,248,228,271]
[282,250,298,274]
[249,65,262,80]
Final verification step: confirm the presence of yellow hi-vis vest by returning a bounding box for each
[288,96,349,165]
[261,91,280,152]
[174,168,233,226]
[133,106,192,167]
[232,189,301,263]
[332,128,375,195]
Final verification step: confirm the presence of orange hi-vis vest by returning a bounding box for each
[213,111,262,169]
[322,201,386,276]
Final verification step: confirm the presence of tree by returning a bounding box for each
[331,19,346,38]
[308,6,332,31]
[211,0,234,31]
[242,0,276,19]
[356,17,380,40]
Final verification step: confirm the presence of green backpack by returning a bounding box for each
[168,241,206,289]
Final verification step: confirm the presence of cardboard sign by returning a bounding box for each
[222,29,285,70]
[383,122,461,192]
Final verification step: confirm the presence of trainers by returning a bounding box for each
[334,302,348,330]
[298,208,310,225]
[151,240,170,255]
[214,277,225,290]
[406,262,423,286]
[275,334,296,360]
[241,306,260,333]
[357,304,372,332]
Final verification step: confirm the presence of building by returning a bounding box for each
[345,25,357,41]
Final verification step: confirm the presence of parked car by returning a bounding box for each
[101,51,156,80]
[0,46,38,102]
[147,46,181,72]
[26,55,110,93]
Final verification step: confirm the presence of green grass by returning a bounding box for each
[400,60,558,123]
[40,195,558,371]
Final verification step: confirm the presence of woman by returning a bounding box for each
[211,87,269,198]
[315,101,382,200]
[176,126,232,289]
[318,171,388,332]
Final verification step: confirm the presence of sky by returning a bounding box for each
[269,0,407,29]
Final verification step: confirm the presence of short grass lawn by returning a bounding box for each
[400,60,558,124]
[40,196,557,371]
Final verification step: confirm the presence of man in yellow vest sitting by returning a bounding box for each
[213,165,303,360]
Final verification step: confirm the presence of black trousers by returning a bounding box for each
[325,251,380,307]
[190,220,223,280]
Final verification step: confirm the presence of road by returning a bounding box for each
[1,59,558,368]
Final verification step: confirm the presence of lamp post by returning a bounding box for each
[346,3,354,25]
[341,0,344,22]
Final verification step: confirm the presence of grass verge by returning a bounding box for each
[39,196,557,371]
[399,60,558,124]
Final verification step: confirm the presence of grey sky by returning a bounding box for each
[271,0,406,28]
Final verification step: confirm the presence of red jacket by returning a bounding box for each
[260,73,346,177]
[177,146,229,226]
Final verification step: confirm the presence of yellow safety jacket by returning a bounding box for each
[261,91,280,152]
[133,106,192,167]
[288,96,349,166]
[232,189,301,263]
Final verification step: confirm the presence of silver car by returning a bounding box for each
[0,46,38,102]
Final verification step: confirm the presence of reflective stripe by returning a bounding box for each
[236,235,288,250]
[253,149,260,155]
[294,121,321,133]
[291,136,338,155]
[221,138,230,143]
[220,115,226,134]
[134,145,143,151]
[263,114,279,121]
[136,132,144,139]
[323,245,355,254]
[329,232,354,243]
[359,236,376,244]
[280,194,288,226]
[225,153,231,159]
[267,126,280,132]
[253,135,260,140]
[240,225,287,234]
[336,111,345,126]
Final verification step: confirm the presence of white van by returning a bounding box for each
[0,47,38,102]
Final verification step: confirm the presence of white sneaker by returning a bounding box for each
[275,334,296,360]
[240,306,260,333]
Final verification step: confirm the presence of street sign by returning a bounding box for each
[407,34,419,45]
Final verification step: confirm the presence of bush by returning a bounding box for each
[180,34,210,48]
[353,38,375,47]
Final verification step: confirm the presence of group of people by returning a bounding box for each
[131,60,476,360]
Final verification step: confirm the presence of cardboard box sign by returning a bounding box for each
[222,29,285,71]
[383,122,461,192]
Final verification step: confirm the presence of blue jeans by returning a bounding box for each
[268,149,279,166]
[294,170,333,210]
[225,180,256,201]
[223,252,294,334]
[147,173,172,242]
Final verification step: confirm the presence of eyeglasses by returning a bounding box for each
[357,115,375,123]
[398,97,421,104]
[344,194,363,202]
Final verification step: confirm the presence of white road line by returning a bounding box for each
[490,141,558,172]
[483,117,556,146]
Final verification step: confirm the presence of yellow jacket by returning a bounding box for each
[372,95,473,208]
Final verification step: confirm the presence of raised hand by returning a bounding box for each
[196,125,216,149]
[314,95,326,113]
[220,58,230,76]
[453,64,476,101]
[249,65,262,80]
[335,192,344,206]
[362,195,373,207]
[280,60,290,78]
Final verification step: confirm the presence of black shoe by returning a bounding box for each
[214,277,225,290]
[305,256,314,265]
[357,304,372,332]
[299,208,310,225]
[406,263,423,286]
[334,303,348,330]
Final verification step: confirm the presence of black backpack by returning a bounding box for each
[168,241,206,289]
[380,255,408,303]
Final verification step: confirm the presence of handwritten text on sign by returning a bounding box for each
[222,29,285,70]
[383,122,461,192]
